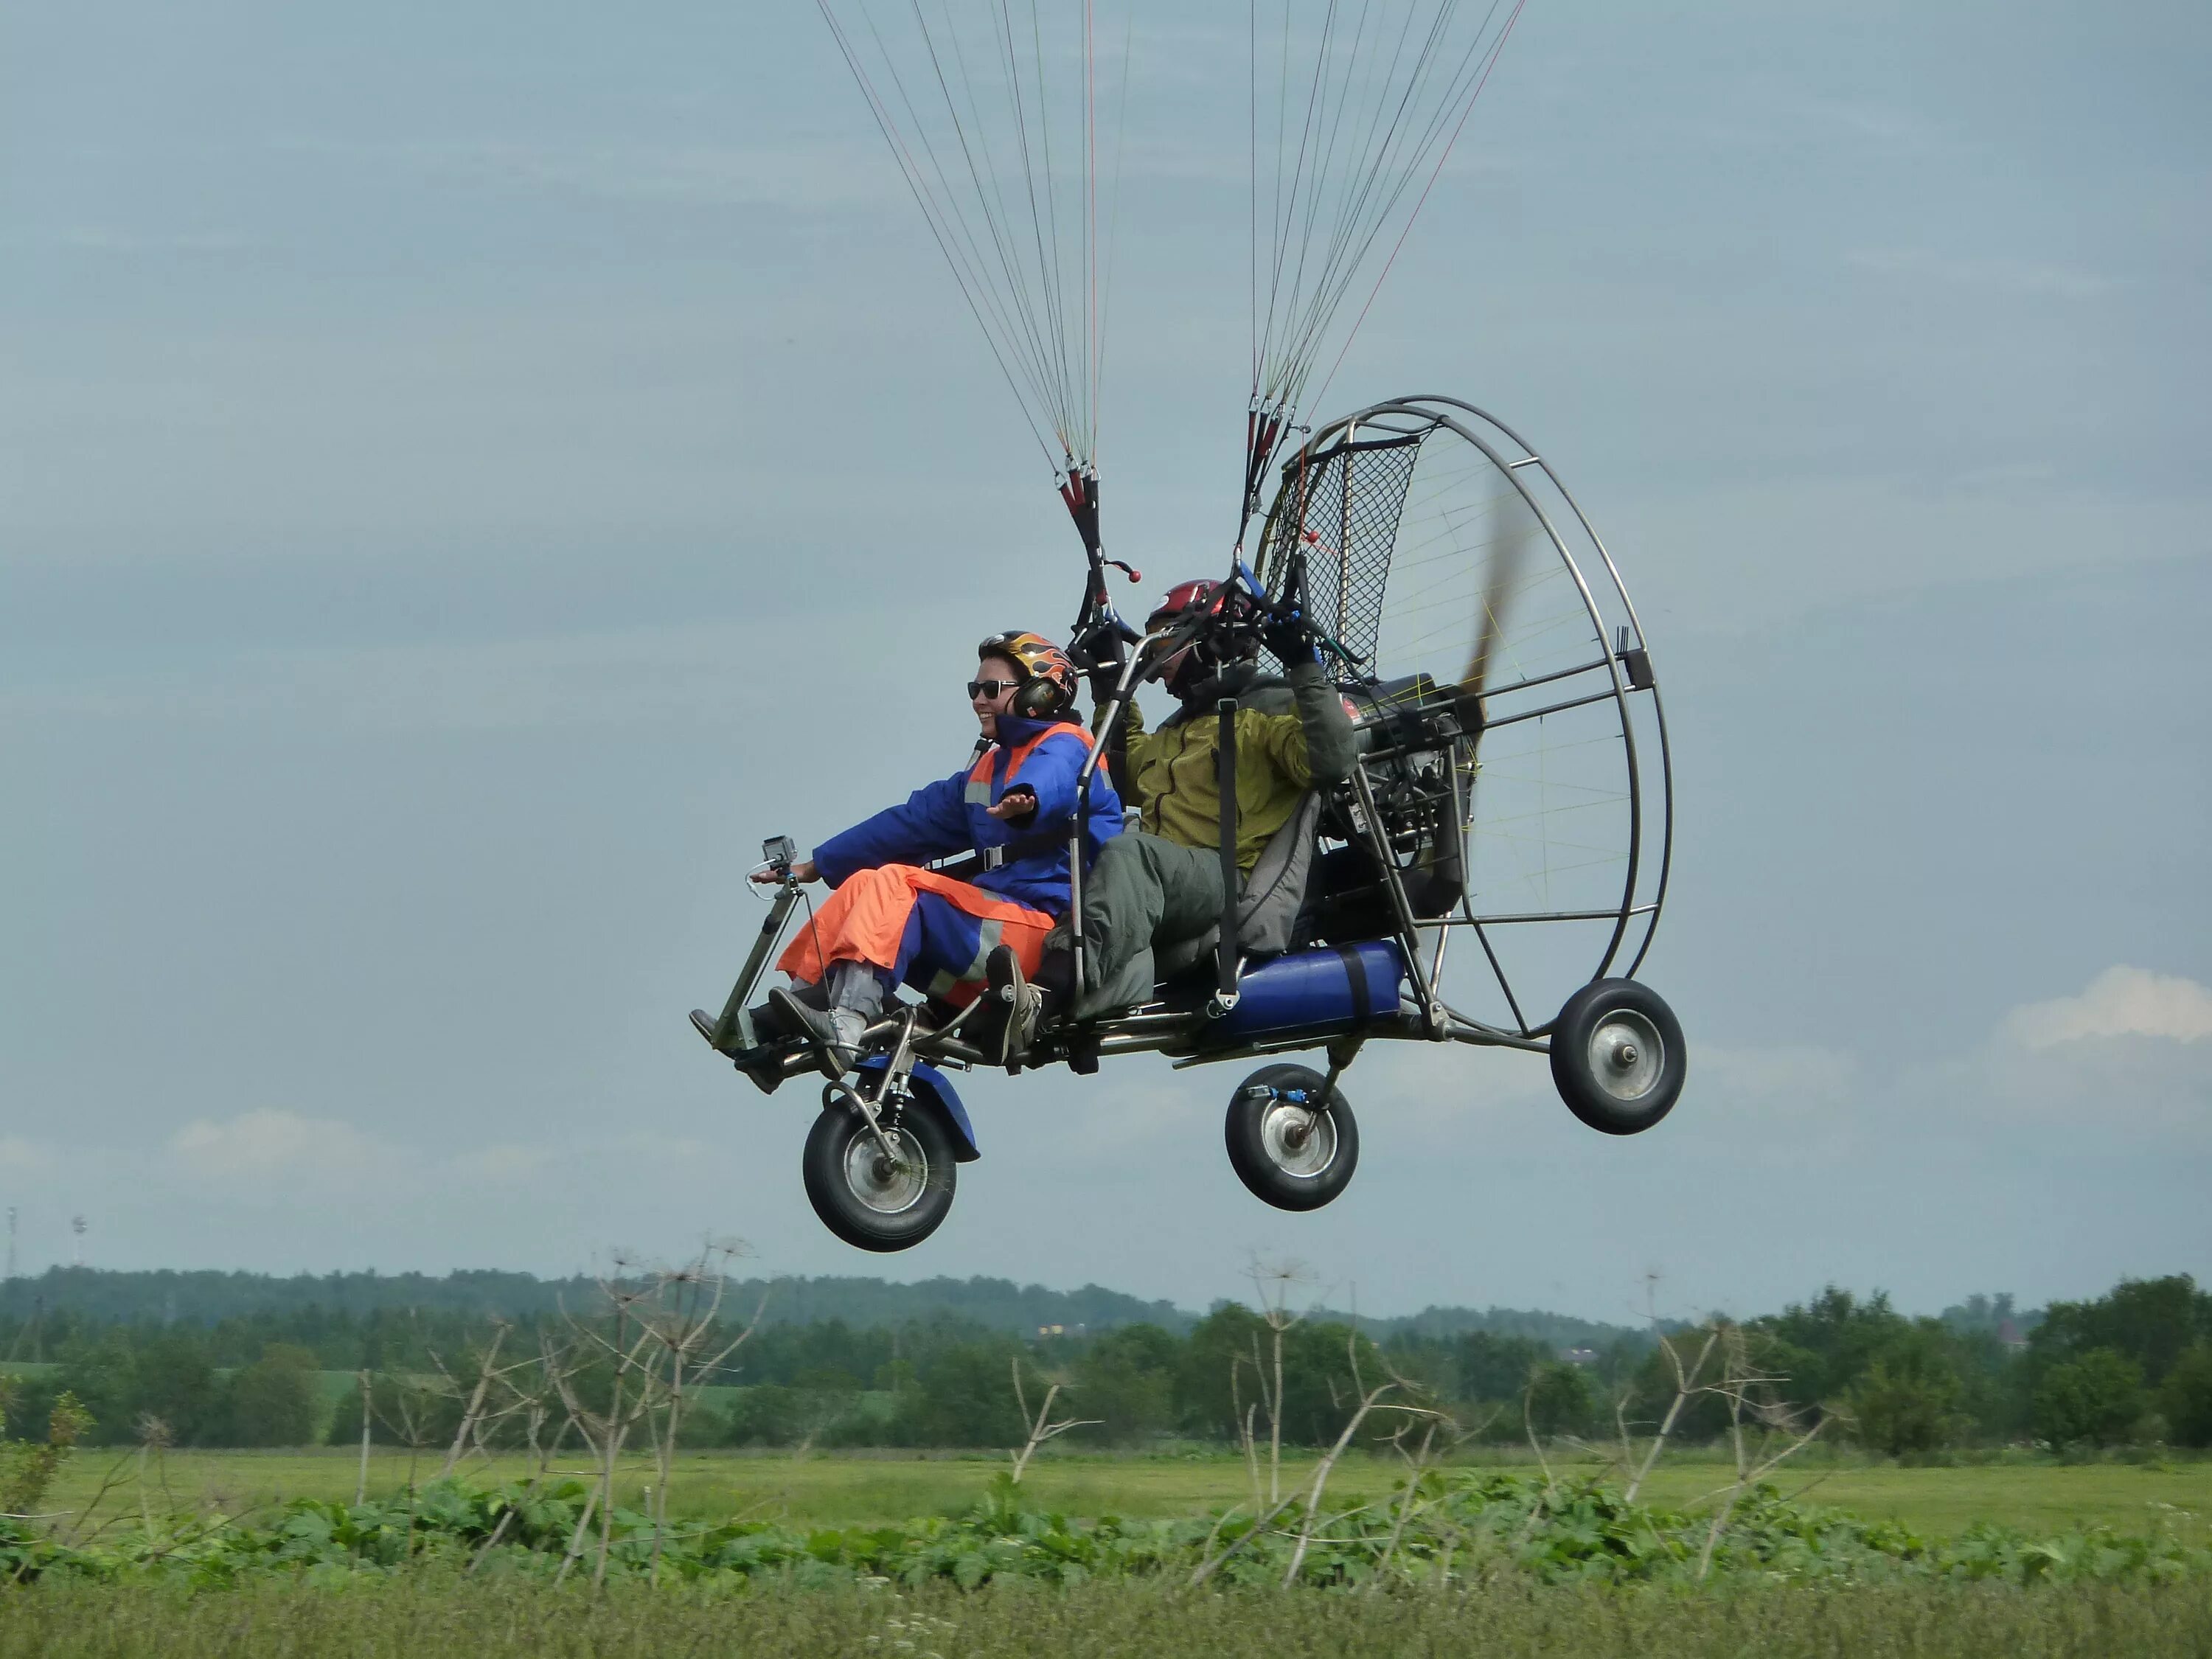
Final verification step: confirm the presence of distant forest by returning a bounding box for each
[3,1267,2205,1458]
[0,1267,1641,1351]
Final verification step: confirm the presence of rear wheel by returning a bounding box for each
[1224,1063,1359,1211]
[1549,978,1686,1135]
[801,1100,956,1251]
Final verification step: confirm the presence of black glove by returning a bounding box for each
[1260,574,1321,666]
[1085,661,1124,705]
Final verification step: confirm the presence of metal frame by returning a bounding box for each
[1253,394,1675,1036]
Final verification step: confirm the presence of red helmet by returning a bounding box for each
[1146,577,1261,678]
[1146,578,1221,634]
[975,630,1078,720]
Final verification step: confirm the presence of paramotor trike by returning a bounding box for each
[691,392,1683,1252]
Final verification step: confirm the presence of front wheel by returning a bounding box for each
[1224,1063,1359,1212]
[1550,979,1686,1135]
[801,1100,956,1251]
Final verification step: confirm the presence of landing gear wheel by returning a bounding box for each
[801,1101,956,1252]
[1550,978,1686,1136]
[1224,1063,1359,1212]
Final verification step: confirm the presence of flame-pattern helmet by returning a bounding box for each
[976,630,1078,720]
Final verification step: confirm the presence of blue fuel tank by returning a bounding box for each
[1203,940,1408,1047]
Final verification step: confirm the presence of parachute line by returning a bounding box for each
[1240,0,1526,530]
[816,0,1122,477]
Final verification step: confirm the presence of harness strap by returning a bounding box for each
[940,721,1097,880]
[930,826,1079,881]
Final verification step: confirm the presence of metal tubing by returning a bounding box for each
[1281,395,1666,987]
[1213,695,1241,1009]
[1464,903,1660,927]
[1347,756,1441,1033]
[1468,921,1528,1035]
[711,883,801,1051]
[1473,654,1615,706]
[1071,645,1155,999]
[1481,686,1620,731]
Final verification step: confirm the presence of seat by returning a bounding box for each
[1150,789,1326,984]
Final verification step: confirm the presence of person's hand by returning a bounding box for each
[1260,568,1320,665]
[986,786,1038,823]
[751,858,819,884]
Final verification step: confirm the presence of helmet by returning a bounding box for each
[1146,578,1220,634]
[1145,577,1261,678]
[975,630,1078,720]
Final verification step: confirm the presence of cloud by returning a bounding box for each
[169,1109,389,1182]
[0,1137,56,1178]
[2005,966,2212,1048]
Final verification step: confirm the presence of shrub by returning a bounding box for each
[1525,1362,1594,1437]
[2032,1348,2144,1447]
[1848,1350,1963,1457]
[223,1345,322,1447]
[2157,1342,2212,1448]
[0,1384,92,1514]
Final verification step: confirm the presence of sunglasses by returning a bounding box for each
[967,678,1021,700]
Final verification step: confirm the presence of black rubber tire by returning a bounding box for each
[801,1102,958,1252]
[1224,1063,1360,1212]
[1549,978,1686,1136]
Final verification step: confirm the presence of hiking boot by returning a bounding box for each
[770,987,865,1079]
[972,944,1054,1065]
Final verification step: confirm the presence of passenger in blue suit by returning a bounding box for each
[752,631,1121,1077]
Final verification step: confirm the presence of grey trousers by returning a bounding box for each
[1065,831,1227,1017]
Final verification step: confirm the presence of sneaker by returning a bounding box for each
[770,987,866,1079]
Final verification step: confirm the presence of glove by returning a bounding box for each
[1085,661,1124,705]
[1260,588,1321,666]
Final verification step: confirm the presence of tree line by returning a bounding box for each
[2,1272,2206,1454]
[0,1267,1633,1350]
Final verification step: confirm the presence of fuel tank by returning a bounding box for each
[1202,940,1407,1047]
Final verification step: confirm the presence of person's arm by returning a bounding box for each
[1092,688,1152,803]
[813,771,974,886]
[1251,565,1356,786]
[1001,728,1094,826]
[1249,659,1357,788]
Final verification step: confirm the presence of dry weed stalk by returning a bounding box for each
[1007,1360,1099,1484]
[1688,1321,1826,1580]
[550,1243,761,1587]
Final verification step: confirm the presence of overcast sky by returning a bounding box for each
[2,1,2205,1324]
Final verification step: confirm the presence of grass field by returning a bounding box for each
[46,1444,2212,1544]
[3,1577,2208,1659]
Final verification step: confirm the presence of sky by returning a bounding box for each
[1,1,2206,1324]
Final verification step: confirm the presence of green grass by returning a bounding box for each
[44,1446,2212,1545]
[2,1577,2208,1659]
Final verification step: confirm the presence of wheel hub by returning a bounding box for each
[842,1126,928,1214]
[1590,1011,1663,1102]
[1261,1101,1337,1178]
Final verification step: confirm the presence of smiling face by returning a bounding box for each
[972,654,1020,738]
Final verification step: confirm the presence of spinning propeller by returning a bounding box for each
[1451,486,1540,734]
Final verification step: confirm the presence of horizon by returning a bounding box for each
[0,1258,2088,1332]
